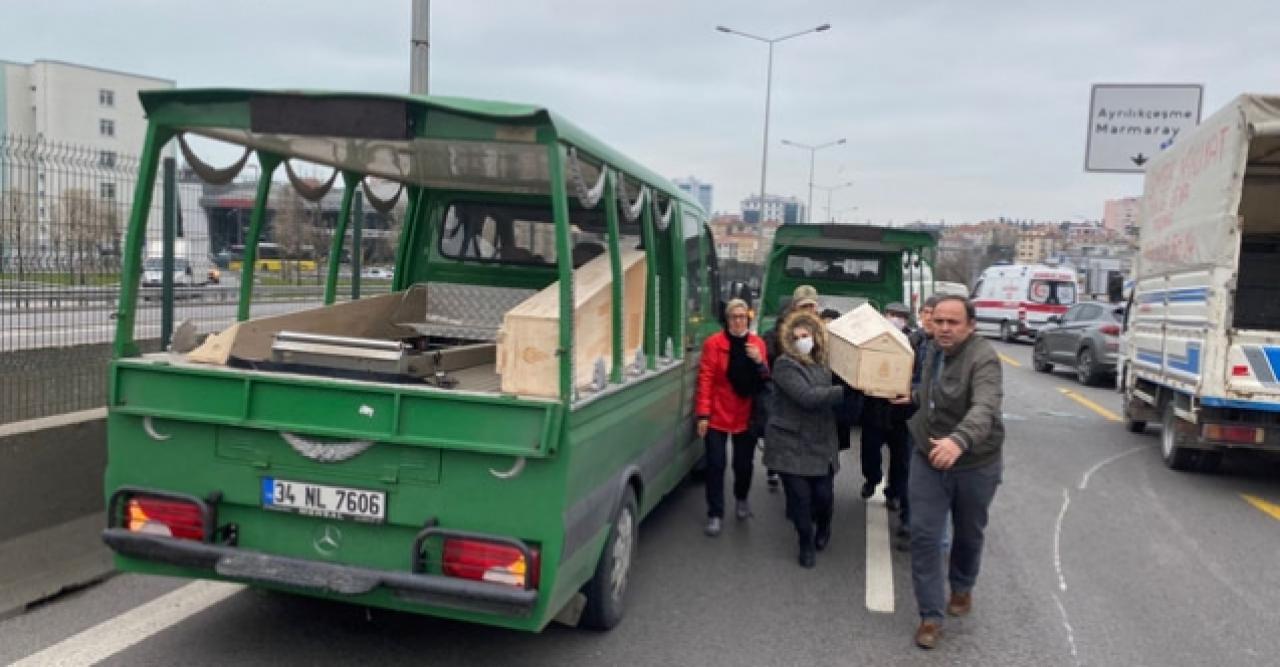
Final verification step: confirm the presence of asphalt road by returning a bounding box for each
[3,339,1279,666]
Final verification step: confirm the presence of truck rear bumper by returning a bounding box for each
[102,528,538,617]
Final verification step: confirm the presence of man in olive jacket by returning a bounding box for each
[901,295,1004,650]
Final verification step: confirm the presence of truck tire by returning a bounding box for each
[580,490,638,631]
[1076,348,1103,386]
[1160,401,1199,471]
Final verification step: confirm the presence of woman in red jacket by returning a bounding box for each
[696,298,769,537]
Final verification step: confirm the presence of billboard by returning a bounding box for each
[1085,84,1204,173]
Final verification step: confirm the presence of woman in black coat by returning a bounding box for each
[761,310,847,568]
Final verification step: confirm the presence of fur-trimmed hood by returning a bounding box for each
[778,310,828,365]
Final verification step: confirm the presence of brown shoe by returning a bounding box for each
[914,620,942,649]
[947,591,972,617]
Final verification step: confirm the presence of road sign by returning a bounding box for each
[1085,84,1203,173]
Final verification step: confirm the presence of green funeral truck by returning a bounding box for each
[103,89,725,632]
[757,223,937,326]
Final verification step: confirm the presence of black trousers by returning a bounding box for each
[860,421,911,501]
[704,428,755,518]
[780,468,835,551]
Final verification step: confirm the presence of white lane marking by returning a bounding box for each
[1052,592,1082,665]
[1078,446,1144,490]
[12,580,244,667]
[1053,487,1070,593]
[864,484,895,613]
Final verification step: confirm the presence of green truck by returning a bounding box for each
[757,223,937,326]
[103,89,723,631]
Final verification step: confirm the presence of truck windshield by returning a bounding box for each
[440,202,629,268]
[1028,279,1076,305]
[783,251,882,282]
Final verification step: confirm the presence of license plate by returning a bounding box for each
[261,477,386,523]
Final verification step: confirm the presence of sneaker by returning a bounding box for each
[914,620,942,649]
[860,481,877,499]
[735,500,753,520]
[947,591,972,617]
[704,517,722,537]
[767,472,780,492]
[798,549,816,568]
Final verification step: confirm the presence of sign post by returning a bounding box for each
[1085,84,1204,173]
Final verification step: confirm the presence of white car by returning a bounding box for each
[361,267,393,280]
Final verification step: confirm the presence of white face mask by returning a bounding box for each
[888,316,907,329]
[794,336,815,356]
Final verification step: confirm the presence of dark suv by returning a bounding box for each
[1032,301,1123,386]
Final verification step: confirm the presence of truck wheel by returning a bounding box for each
[1000,321,1017,342]
[580,490,637,630]
[1076,348,1103,386]
[1160,401,1199,471]
[1032,340,1054,373]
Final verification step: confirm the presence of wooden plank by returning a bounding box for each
[497,249,647,397]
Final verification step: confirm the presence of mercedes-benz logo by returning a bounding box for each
[313,524,342,556]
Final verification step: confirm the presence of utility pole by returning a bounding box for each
[410,0,430,95]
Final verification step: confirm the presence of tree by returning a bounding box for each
[270,184,315,284]
[50,187,117,284]
[1,187,39,279]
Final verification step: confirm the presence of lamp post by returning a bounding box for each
[812,181,854,222]
[716,23,831,239]
[781,138,845,223]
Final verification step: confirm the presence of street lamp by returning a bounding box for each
[812,181,854,223]
[781,138,845,223]
[716,23,831,239]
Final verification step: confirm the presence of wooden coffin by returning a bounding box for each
[826,303,914,399]
[497,248,647,397]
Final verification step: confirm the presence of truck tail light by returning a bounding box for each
[443,538,539,588]
[1099,324,1121,336]
[1232,365,1251,377]
[1018,309,1027,322]
[1202,424,1265,445]
[126,495,205,541]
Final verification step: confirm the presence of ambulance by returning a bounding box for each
[971,263,1078,341]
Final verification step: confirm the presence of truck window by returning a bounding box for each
[682,212,703,317]
[439,202,612,268]
[1029,279,1076,306]
[783,251,882,282]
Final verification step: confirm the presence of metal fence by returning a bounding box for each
[0,134,402,424]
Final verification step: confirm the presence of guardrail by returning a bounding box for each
[0,285,331,311]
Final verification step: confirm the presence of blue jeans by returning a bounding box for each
[908,449,1002,621]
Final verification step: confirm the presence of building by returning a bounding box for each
[1102,196,1141,235]
[1,59,174,251]
[1,59,174,170]
[1015,227,1058,264]
[741,194,806,225]
[707,213,777,264]
[672,176,713,214]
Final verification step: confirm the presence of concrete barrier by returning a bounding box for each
[0,408,112,618]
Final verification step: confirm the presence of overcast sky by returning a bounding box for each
[5,0,1278,224]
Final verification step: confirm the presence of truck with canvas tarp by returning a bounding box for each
[102,88,724,631]
[1121,93,1280,472]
